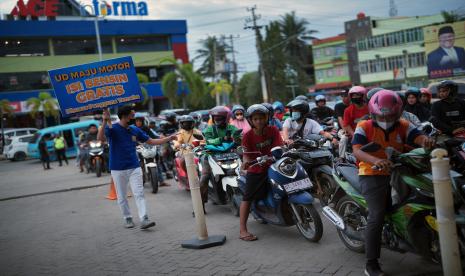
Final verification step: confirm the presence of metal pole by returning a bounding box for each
[94,16,103,61]
[430,149,463,276]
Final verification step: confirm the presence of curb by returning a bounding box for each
[0,182,110,202]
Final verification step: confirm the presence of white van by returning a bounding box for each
[3,134,35,161]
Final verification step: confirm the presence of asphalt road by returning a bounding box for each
[0,159,443,275]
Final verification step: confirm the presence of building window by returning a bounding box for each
[0,72,51,91]
[316,70,324,79]
[326,69,334,77]
[0,38,49,57]
[116,36,170,53]
[315,49,321,58]
[54,37,112,55]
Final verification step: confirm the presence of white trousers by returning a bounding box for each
[111,167,147,221]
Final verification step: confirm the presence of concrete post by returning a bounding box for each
[430,148,462,276]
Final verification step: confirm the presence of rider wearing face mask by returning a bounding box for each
[431,80,465,136]
[282,99,338,145]
[343,86,369,137]
[230,105,251,133]
[352,90,434,276]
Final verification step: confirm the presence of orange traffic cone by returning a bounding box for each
[105,177,118,200]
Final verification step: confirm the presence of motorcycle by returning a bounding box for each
[86,140,107,177]
[322,142,465,262]
[287,135,337,205]
[175,134,204,191]
[137,144,159,193]
[237,146,323,242]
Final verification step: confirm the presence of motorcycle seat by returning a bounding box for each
[337,165,362,193]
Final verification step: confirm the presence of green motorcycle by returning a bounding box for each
[321,143,465,263]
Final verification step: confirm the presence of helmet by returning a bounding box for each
[366,87,384,101]
[420,88,432,101]
[437,80,458,98]
[179,115,195,131]
[231,104,245,119]
[262,103,274,117]
[295,95,308,101]
[368,89,403,118]
[272,101,284,113]
[349,86,367,97]
[164,112,177,122]
[246,104,269,127]
[315,95,326,102]
[209,106,230,127]
[189,112,201,122]
[404,87,420,99]
[396,91,406,102]
[286,99,310,116]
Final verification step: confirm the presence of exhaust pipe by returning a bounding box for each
[322,206,345,230]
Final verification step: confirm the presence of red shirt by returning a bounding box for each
[343,104,369,130]
[242,126,284,174]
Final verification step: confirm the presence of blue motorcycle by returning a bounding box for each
[237,146,323,242]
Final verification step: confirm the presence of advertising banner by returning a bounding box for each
[424,21,465,79]
[48,56,142,117]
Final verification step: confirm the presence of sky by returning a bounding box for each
[1,0,464,73]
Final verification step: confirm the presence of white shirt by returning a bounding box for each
[283,118,323,139]
[441,47,459,65]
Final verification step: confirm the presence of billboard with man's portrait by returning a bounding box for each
[424,21,465,79]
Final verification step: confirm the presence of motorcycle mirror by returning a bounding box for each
[360,142,381,153]
[422,125,433,135]
[193,133,204,140]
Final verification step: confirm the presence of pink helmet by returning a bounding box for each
[368,89,403,118]
[420,88,432,100]
[348,85,367,97]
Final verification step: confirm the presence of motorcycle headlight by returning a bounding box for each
[90,142,96,147]
[279,159,297,176]
[90,141,101,147]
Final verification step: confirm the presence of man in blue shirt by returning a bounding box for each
[98,105,177,229]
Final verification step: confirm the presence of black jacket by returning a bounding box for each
[310,106,334,123]
[431,99,465,135]
[404,103,431,122]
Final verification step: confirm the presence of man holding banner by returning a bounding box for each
[98,105,177,229]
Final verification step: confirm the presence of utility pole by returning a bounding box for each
[402,50,409,87]
[245,5,269,103]
[227,34,240,104]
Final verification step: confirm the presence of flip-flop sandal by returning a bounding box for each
[239,234,258,241]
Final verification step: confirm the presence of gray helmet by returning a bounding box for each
[295,95,308,101]
[246,104,269,127]
[179,115,195,130]
[231,104,245,119]
[286,99,310,116]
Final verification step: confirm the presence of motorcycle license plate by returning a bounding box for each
[283,178,312,193]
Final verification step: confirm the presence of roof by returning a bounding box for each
[313,34,346,46]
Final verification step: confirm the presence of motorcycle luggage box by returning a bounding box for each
[336,165,362,193]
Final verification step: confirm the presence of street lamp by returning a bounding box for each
[81,5,103,61]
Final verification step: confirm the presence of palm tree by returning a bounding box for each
[0,99,13,147]
[26,92,60,128]
[209,79,233,106]
[194,36,230,80]
[160,58,206,109]
[136,73,151,112]
[278,11,317,66]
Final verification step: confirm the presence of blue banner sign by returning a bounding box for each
[48,56,142,117]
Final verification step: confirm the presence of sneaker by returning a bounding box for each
[140,217,156,230]
[124,217,135,228]
[364,261,385,276]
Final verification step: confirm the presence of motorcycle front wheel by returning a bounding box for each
[316,172,337,206]
[295,204,323,242]
[149,167,159,194]
[336,195,366,253]
[95,158,102,178]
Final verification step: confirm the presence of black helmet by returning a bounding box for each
[286,99,309,116]
[164,112,177,122]
[189,112,201,122]
[437,80,458,98]
[294,95,308,101]
[261,103,274,117]
[179,115,195,131]
[246,104,269,127]
[404,87,420,99]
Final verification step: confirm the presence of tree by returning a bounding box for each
[26,92,60,128]
[160,58,206,109]
[0,99,13,147]
[441,10,465,23]
[237,72,262,106]
[136,73,150,112]
[193,36,230,80]
[209,80,233,106]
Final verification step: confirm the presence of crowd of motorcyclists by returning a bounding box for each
[69,79,464,275]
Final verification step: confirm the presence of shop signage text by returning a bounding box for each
[93,0,148,16]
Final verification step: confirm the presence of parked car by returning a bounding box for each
[3,134,35,161]
[159,109,190,117]
[1,128,38,153]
